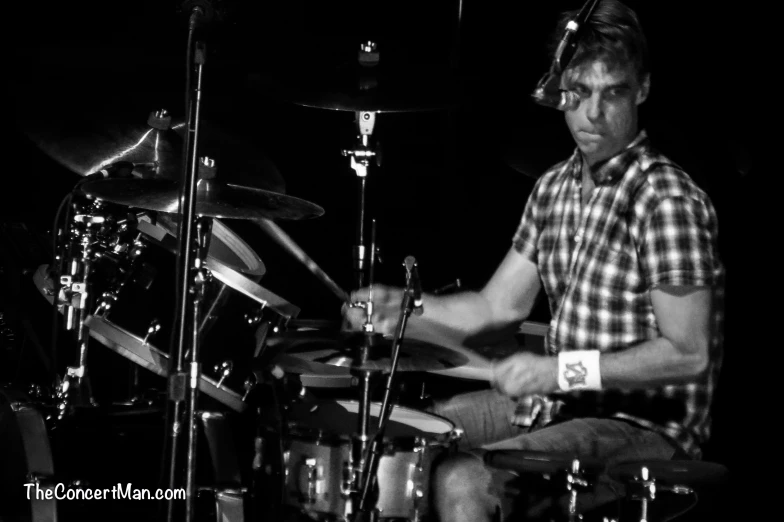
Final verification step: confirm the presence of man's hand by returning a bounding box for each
[491,353,559,397]
[342,285,405,335]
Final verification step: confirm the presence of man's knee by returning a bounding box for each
[434,452,486,491]
[432,452,498,517]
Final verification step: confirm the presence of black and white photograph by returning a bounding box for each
[2,1,760,521]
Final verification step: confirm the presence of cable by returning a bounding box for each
[661,490,699,522]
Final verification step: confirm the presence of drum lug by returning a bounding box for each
[341,461,356,498]
[96,291,117,315]
[298,457,320,504]
[242,375,257,401]
[214,360,234,388]
[143,319,162,345]
[244,308,265,326]
[412,464,426,519]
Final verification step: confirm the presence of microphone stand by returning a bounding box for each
[165,6,210,522]
[354,259,421,521]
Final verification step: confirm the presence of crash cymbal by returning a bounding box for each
[254,63,461,113]
[21,108,286,193]
[79,177,324,221]
[264,330,469,373]
[608,460,729,487]
[22,109,183,180]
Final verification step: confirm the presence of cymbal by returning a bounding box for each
[79,178,324,221]
[254,64,461,113]
[608,460,729,487]
[22,109,183,180]
[21,108,286,193]
[484,450,605,475]
[265,330,469,373]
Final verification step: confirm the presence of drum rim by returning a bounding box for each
[85,315,248,412]
[150,214,265,277]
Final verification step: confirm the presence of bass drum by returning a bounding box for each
[0,388,254,522]
[0,388,163,522]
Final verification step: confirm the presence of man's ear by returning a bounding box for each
[636,74,651,105]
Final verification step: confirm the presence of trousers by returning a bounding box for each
[429,389,683,521]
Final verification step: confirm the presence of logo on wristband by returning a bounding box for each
[563,361,588,388]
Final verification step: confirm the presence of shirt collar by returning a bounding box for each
[569,130,649,184]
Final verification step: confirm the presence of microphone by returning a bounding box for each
[80,161,135,181]
[532,81,581,111]
[404,256,423,316]
[531,0,600,112]
[178,0,233,30]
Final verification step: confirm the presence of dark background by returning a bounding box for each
[3,0,763,516]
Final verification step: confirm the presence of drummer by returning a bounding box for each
[344,0,724,520]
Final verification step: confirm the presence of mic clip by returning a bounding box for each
[403,256,423,316]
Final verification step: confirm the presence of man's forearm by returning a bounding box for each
[599,337,708,389]
[404,290,502,346]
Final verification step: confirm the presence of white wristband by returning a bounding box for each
[557,350,602,391]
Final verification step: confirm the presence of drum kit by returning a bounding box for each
[1,2,728,522]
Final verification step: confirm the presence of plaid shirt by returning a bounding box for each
[510,131,724,459]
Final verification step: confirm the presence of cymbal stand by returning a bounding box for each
[564,459,592,522]
[342,41,381,290]
[166,4,210,520]
[55,196,104,417]
[624,466,694,522]
[344,221,379,517]
[355,257,422,521]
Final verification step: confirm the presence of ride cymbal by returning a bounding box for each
[254,63,462,113]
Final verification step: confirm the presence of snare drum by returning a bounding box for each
[276,399,460,521]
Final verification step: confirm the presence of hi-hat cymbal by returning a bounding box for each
[254,63,461,113]
[484,450,605,475]
[79,177,324,221]
[264,330,469,373]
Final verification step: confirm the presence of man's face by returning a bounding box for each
[562,58,650,167]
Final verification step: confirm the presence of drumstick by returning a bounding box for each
[255,217,351,304]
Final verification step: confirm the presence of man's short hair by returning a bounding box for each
[550,0,650,80]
